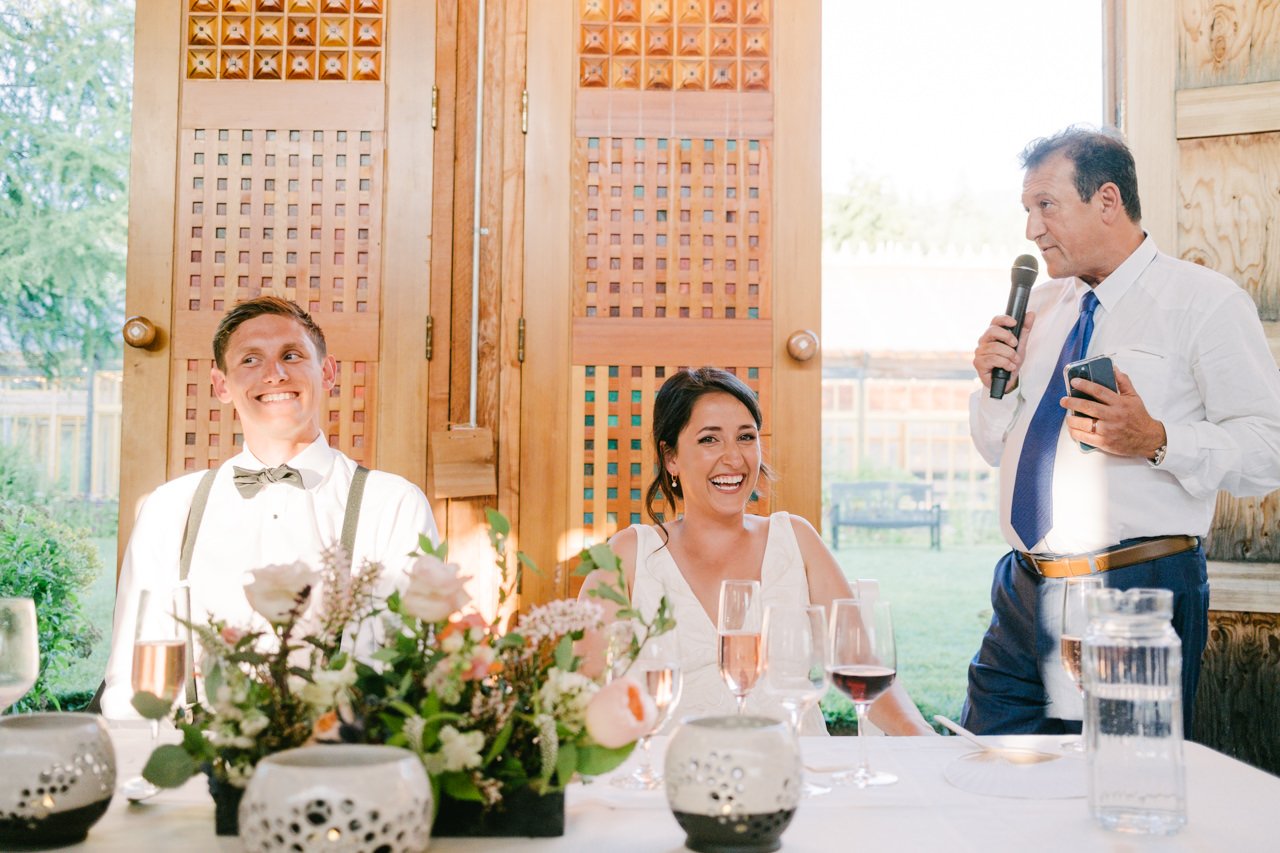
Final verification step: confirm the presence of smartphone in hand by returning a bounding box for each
[1064,355,1116,452]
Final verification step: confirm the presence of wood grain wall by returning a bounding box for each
[1194,610,1280,774]
[1170,0,1280,770]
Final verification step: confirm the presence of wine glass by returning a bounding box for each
[1060,575,1102,752]
[0,597,39,714]
[828,598,898,787]
[717,579,762,714]
[121,587,190,801]
[762,603,830,796]
[611,633,683,790]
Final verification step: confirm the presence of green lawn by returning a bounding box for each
[45,536,117,699]
[822,542,1004,729]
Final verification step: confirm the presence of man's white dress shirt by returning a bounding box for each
[102,435,438,718]
[971,236,1280,555]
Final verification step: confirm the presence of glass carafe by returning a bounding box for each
[1082,587,1185,835]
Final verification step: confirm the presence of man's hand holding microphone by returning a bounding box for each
[974,255,1039,397]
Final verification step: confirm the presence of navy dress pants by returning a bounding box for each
[961,543,1208,736]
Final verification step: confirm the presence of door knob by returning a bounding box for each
[786,329,819,362]
[122,316,158,349]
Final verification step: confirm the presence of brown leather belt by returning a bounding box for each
[1019,535,1199,578]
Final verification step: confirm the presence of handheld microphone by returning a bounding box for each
[989,254,1039,399]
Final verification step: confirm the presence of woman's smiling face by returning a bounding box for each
[666,391,762,515]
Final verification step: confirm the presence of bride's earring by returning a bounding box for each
[671,474,679,491]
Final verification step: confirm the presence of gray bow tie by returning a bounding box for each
[232,464,304,499]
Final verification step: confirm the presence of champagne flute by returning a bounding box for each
[121,587,190,801]
[717,579,762,714]
[0,597,39,714]
[611,633,683,790]
[828,598,898,787]
[1061,575,1102,752]
[762,603,830,796]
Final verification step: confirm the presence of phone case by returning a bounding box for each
[1064,355,1117,452]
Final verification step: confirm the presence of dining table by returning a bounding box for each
[57,723,1277,852]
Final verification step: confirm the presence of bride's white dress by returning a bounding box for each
[629,511,829,735]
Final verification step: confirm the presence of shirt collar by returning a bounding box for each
[234,433,335,489]
[1076,233,1158,310]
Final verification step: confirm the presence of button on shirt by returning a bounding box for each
[971,236,1280,554]
[101,435,439,718]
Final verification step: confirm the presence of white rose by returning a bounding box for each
[400,554,470,623]
[243,561,320,624]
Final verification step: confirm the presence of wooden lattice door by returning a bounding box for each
[121,0,435,561]
[521,0,822,602]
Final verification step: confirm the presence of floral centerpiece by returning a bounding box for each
[137,511,672,838]
[341,510,672,836]
[136,545,383,833]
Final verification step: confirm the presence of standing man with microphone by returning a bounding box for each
[965,127,1280,735]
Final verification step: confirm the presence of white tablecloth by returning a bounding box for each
[63,725,1277,852]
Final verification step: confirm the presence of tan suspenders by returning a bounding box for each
[177,465,370,704]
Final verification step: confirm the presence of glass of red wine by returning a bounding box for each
[1060,575,1102,752]
[717,579,762,714]
[827,598,897,787]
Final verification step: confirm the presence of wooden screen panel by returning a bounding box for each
[185,0,386,82]
[578,0,770,91]
[1178,0,1280,89]
[575,137,769,321]
[172,356,374,472]
[569,133,773,548]
[170,122,384,477]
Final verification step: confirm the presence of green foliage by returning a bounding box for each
[0,443,41,504]
[823,171,911,252]
[823,168,1028,256]
[0,0,133,379]
[0,498,100,712]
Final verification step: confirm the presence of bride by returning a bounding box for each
[580,367,932,736]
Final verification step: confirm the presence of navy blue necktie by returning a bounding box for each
[1010,290,1100,549]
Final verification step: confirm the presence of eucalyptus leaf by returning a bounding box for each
[516,551,543,576]
[576,741,636,776]
[553,635,575,671]
[555,741,578,788]
[441,772,485,803]
[141,744,200,788]
[485,508,511,536]
[130,690,173,721]
[484,720,514,766]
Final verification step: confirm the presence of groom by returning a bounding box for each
[101,296,438,717]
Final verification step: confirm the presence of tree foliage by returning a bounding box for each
[0,0,133,379]
[824,168,1028,257]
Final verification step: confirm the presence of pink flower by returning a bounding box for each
[401,554,470,623]
[220,626,246,645]
[462,644,499,681]
[585,675,656,748]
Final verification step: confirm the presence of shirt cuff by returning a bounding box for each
[1153,422,1194,473]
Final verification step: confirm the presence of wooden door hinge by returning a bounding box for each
[517,317,526,363]
[425,315,434,360]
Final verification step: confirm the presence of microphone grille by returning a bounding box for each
[1011,254,1039,286]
